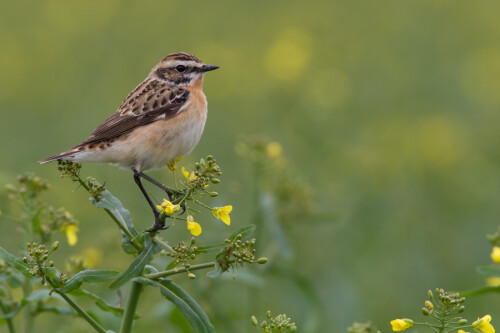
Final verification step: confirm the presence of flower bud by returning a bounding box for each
[458,319,467,325]
[458,305,465,313]
[51,241,59,251]
[290,326,297,332]
[208,192,218,197]
[210,178,220,184]
[267,310,271,319]
[251,316,258,326]
[187,273,195,279]
[425,300,433,310]
[422,308,430,316]
[256,257,268,264]
[428,290,433,299]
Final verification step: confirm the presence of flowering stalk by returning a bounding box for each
[389,289,495,333]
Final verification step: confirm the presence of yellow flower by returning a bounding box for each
[182,167,197,182]
[472,315,495,333]
[266,142,283,158]
[156,199,180,215]
[458,330,470,333]
[65,224,79,246]
[186,215,201,236]
[212,205,232,225]
[491,247,500,263]
[486,277,500,287]
[390,319,413,331]
[167,157,183,171]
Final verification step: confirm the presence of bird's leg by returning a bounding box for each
[136,172,175,201]
[133,170,167,232]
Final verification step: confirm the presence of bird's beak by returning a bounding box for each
[199,64,219,72]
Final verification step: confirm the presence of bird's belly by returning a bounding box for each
[107,107,207,171]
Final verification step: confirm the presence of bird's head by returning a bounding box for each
[152,52,219,86]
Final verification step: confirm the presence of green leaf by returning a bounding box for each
[166,260,179,270]
[0,247,31,277]
[158,279,215,333]
[58,270,120,293]
[461,285,500,297]
[476,265,500,277]
[0,300,25,319]
[133,277,214,333]
[25,289,52,302]
[68,289,131,320]
[91,190,138,237]
[44,267,59,280]
[227,224,256,242]
[6,275,23,288]
[95,299,139,318]
[121,234,143,254]
[109,235,159,289]
[38,305,73,315]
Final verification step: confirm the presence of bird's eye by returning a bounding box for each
[175,65,186,72]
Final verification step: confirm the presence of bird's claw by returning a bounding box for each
[146,224,169,233]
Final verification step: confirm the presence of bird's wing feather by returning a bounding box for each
[72,82,189,148]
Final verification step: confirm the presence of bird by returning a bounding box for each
[39,52,219,232]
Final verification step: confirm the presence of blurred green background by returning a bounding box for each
[1,0,500,332]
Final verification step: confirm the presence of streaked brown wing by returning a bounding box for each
[73,87,189,148]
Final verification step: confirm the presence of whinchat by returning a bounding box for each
[40,52,219,232]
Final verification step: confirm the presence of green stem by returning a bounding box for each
[0,298,17,333]
[76,177,143,252]
[152,237,174,253]
[144,262,216,279]
[119,281,143,333]
[46,277,107,333]
[22,280,34,333]
[193,199,212,210]
[174,188,194,205]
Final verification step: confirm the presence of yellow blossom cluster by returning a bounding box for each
[156,199,180,215]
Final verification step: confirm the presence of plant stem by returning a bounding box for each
[46,277,107,333]
[119,281,143,333]
[193,199,212,210]
[22,280,34,333]
[103,208,143,251]
[76,177,143,252]
[0,298,17,333]
[144,262,216,279]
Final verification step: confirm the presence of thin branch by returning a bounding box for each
[144,262,216,279]
[46,277,107,333]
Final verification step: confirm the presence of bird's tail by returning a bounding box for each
[38,152,73,164]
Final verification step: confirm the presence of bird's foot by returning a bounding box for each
[146,212,168,233]
[179,201,187,215]
[146,223,169,233]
